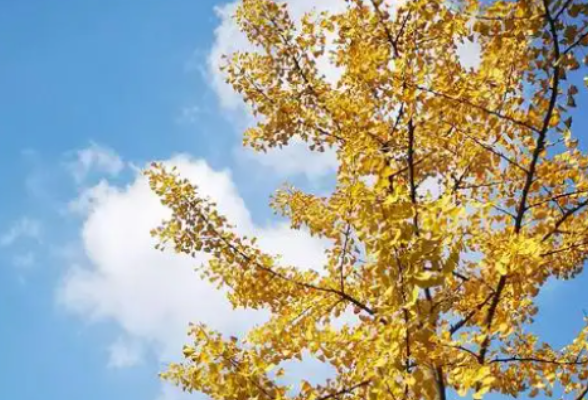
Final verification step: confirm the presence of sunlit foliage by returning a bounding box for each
[148,0,588,398]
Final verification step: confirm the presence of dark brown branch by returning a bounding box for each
[478,0,563,365]
[490,356,588,366]
[192,206,377,316]
[452,271,470,282]
[527,190,588,210]
[554,0,575,21]
[339,224,353,293]
[574,385,588,400]
[415,84,540,134]
[394,10,412,50]
[450,292,495,335]
[541,185,567,214]
[541,239,588,257]
[543,199,588,241]
[462,133,530,174]
[491,205,518,220]
[394,253,414,379]
[370,0,400,57]
[563,28,588,56]
[382,158,426,181]
[407,119,420,235]
[435,366,447,400]
[477,277,507,363]
[455,181,504,191]
[316,380,371,400]
[442,343,479,359]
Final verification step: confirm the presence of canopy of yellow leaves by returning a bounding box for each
[147,0,588,399]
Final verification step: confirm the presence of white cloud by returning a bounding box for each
[108,337,144,369]
[417,176,444,200]
[456,17,482,71]
[276,351,337,394]
[0,217,42,247]
[237,139,338,181]
[58,154,330,373]
[67,143,125,183]
[456,37,481,71]
[67,180,118,215]
[257,221,330,271]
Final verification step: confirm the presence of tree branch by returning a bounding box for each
[477,0,563,365]
[543,199,588,241]
[490,356,588,366]
[316,380,371,400]
[575,385,588,400]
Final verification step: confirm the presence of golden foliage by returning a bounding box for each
[147,0,588,398]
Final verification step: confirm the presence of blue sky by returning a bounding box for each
[1,1,588,400]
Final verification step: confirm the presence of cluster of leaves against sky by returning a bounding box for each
[146,0,588,399]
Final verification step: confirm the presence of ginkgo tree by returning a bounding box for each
[147,0,588,399]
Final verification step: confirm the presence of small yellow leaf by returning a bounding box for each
[413,272,443,288]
